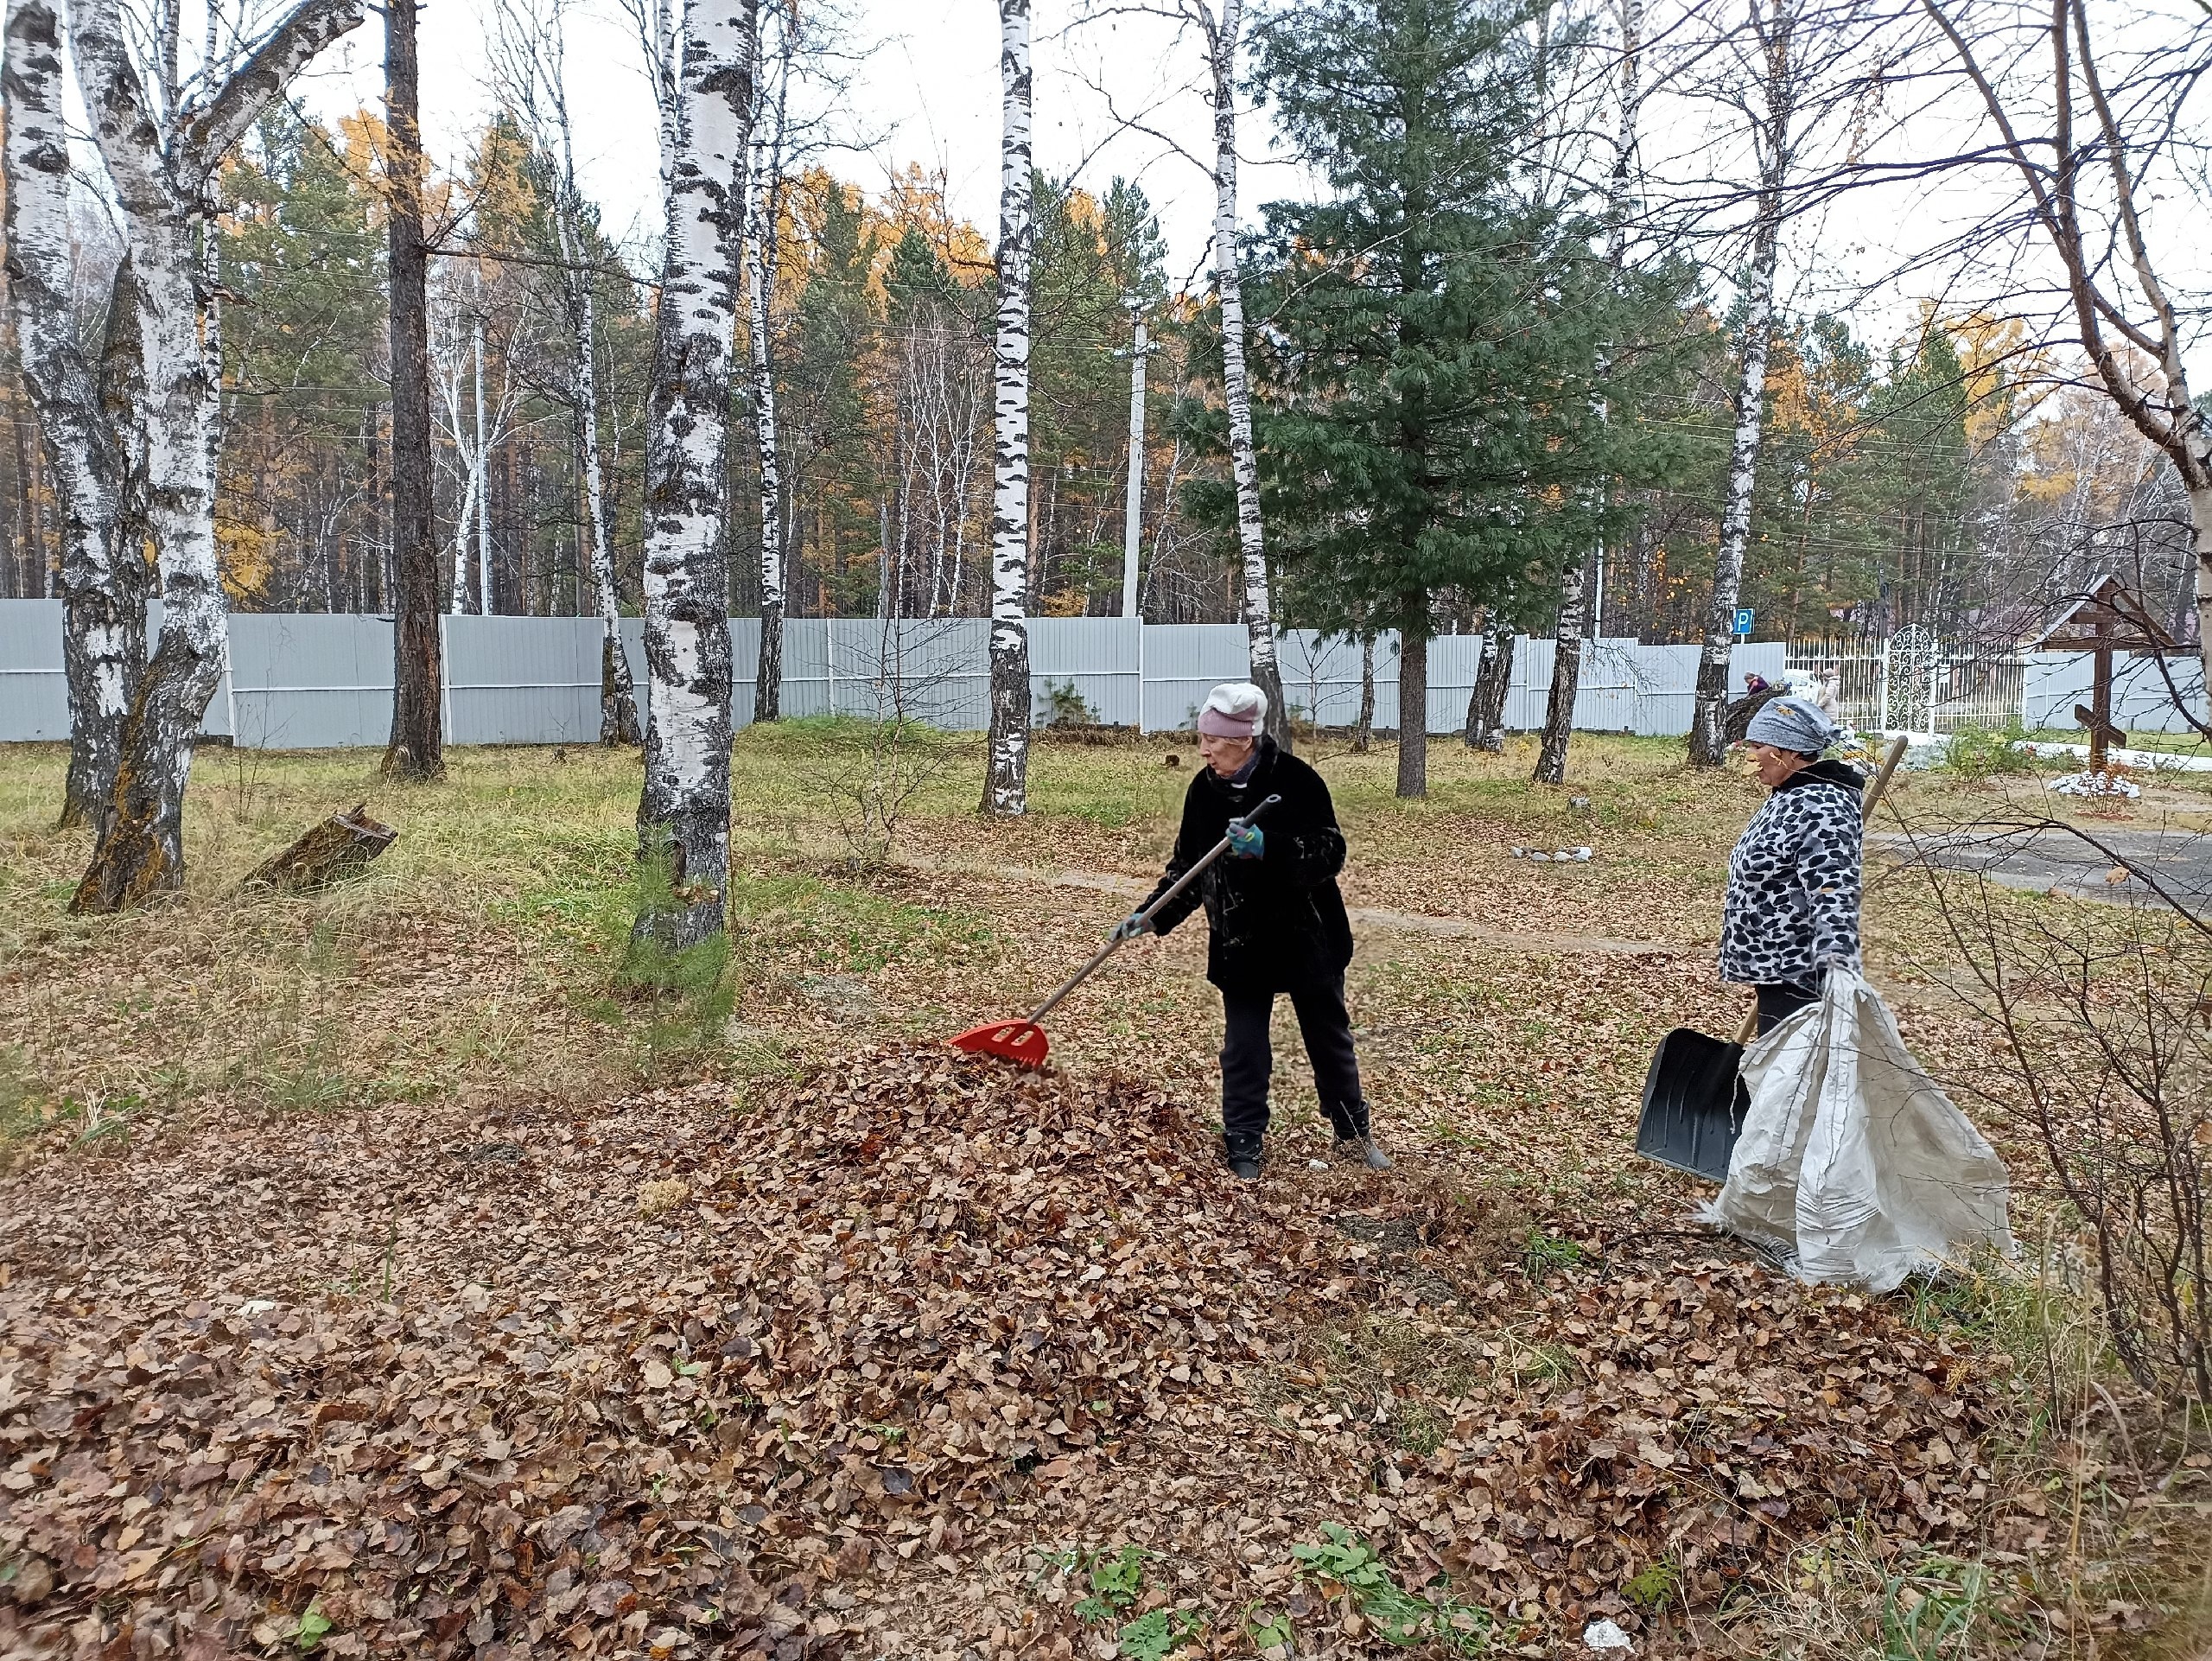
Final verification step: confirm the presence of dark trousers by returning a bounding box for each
[1756,980,1820,1036]
[1220,975,1365,1154]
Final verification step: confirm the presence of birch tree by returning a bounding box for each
[1200,0,1287,748]
[490,0,642,741]
[889,297,987,620]
[433,289,511,614]
[1685,0,1789,764]
[746,0,791,720]
[1535,0,1641,786]
[53,0,365,911]
[635,0,756,946]
[1683,0,1889,761]
[1924,0,2212,726]
[1465,610,1514,749]
[3,5,143,833]
[1071,0,1293,745]
[982,0,1033,816]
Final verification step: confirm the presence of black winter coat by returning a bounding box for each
[1140,737,1356,993]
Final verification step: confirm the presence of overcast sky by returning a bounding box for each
[298,0,1316,289]
[278,0,2209,390]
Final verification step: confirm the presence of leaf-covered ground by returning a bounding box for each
[3,732,2209,1658]
[3,1047,2018,1660]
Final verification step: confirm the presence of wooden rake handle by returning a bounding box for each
[1026,793,1283,1026]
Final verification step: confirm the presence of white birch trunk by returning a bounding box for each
[1535,560,1586,784]
[745,34,785,719]
[3,0,142,835]
[549,196,636,740]
[448,429,479,613]
[472,309,492,612]
[1120,308,1147,619]
[1688,213,1779,766]
[950,354,980,612]
[1690,0,1788,766]
[1535,0,1638,786]
[982,0,1032,815]
[574,268,638,743]
[636,0,754,946]
[1207,0,1287,750]
[1464,610,1496,748]
[489,0,637,734]
[66,0,365,912]
[651,0,678,190]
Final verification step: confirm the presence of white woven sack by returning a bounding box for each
[1700,971,2012,1293]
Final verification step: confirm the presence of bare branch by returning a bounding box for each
[181,0,366,188]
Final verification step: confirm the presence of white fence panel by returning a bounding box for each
[2024,651,2208,735]
[227,613,389,748]
[1139,623,1260,733]
[442,615,605,745]
[0,599,67,740]
[1275,629,1376,729]
[0,601,1853,748]
[1032,617,1141,729]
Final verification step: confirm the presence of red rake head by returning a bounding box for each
[947,1019,1050,1067]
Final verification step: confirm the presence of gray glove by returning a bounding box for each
[1110,911,1153,942]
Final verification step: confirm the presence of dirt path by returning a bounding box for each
[910,856,1689,958]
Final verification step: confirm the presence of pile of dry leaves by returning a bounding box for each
[1363,1248,1997,1637]
[1,1047,2009,1659]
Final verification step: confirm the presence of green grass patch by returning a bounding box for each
[1943,722,2038,781]
[1291,1523,1493,1653]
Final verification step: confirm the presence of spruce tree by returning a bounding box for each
[1249,0,1692,796]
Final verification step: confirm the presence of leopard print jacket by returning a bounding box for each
[1719,759,1865,987]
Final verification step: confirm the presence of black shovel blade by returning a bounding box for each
[1636,1027,1750,1183]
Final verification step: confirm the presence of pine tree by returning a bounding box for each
[383,0,442,781]
[780,180,878,613]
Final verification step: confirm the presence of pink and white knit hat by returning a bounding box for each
[1197,681,1268,738]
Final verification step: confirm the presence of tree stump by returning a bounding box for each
[241,804,397,894]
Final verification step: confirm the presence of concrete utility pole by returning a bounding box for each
[1115,293,1156,619]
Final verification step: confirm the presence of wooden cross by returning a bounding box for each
[2038,576,2175,772]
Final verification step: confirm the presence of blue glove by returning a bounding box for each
[1226,818,1264,859]
[1111,911,1152,941]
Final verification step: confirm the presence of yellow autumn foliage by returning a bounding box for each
[218,516,274,604]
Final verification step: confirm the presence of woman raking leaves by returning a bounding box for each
[1117,683,1390,1181]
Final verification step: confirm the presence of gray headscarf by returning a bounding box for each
[1745,695,1839,757]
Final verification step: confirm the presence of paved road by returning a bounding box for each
[1875,827,2212,908]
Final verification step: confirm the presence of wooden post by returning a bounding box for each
[2090,601,2113,772]
[2048,576,2163,768]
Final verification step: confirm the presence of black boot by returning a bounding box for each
[1325,1100,1395,1172]
[1224,1130,1264,1181]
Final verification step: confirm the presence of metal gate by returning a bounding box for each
[1786,633,2029,734]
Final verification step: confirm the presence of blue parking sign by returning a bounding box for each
[1732,607,1754,637]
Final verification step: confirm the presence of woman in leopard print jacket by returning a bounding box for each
[1719,697,1865,1034]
